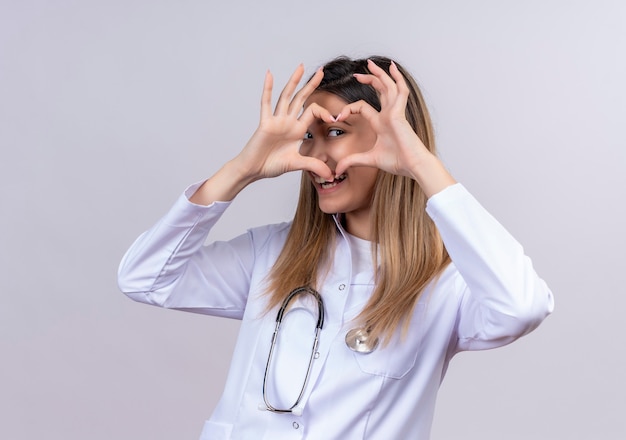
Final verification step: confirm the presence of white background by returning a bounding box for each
[1,0,624,439]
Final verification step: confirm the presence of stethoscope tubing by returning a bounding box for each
[262,286,324,414]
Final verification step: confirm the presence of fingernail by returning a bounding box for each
[335,112,342,120]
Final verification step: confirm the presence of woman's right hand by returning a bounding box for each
[190,65,335,205]
[235,65,335,181]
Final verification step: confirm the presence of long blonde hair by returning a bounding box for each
[266,56,450,345]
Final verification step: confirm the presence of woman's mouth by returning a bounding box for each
[312,173,347,190]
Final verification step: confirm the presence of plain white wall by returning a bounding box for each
[1,0,624,439]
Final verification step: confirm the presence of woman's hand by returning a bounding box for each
[334,60,455,197]
[190,65,335,205]
[234,65,335,181]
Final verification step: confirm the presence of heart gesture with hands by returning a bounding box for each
[191,59,454,206]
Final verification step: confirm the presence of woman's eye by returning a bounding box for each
[328,129,344,137]
[303,132,313,140]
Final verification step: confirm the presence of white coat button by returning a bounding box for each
[293,422,300,429]
[339,284,346,290]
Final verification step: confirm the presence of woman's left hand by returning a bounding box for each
[334,59,455,197]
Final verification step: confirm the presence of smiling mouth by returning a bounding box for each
[312,173,347,189]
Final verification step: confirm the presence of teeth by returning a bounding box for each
[318,173,347,189]
[314,173,347,184]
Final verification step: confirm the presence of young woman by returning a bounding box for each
[118,56,554,439]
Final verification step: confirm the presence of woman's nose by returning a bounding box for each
[301,138,328,163]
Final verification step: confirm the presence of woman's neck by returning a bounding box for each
[343,210,372,241]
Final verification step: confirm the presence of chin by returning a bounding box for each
[317,204,337,215]
[317,201,342,215]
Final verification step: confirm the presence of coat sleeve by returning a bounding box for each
[425,184,554,352]
[117,184,256,319]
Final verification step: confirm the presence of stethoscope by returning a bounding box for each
[261,286,379,415]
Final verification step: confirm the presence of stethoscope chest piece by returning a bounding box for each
[345,327,379,354]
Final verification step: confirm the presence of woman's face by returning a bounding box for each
[301,91,379,239]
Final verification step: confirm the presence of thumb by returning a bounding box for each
[294,156,334,181]
[335,152,376,176]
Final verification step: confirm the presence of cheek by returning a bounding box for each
[355,135,376,154]
[353,169,379,192]
[367,171,379,190]
[336,136,375,159]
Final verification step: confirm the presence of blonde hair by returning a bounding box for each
[266,56,450,345]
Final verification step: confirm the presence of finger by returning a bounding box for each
[288,67,324,115]
[389,61,407,90]
[367,59,397,94]
[298,102,336,127]
[293,156,334,181]
[260,70,274,119]
[335,151,377,177]
[353,73,389,108]
[353,73,383,90]
[336,100,380,126]
[366,59,401,109]
[389,61,410,110]
[275,64,305,115]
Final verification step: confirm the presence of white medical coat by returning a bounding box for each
[118,183,554,440]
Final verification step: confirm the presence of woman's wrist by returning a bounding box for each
[407,153,457,199]
[189,158,259,205]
